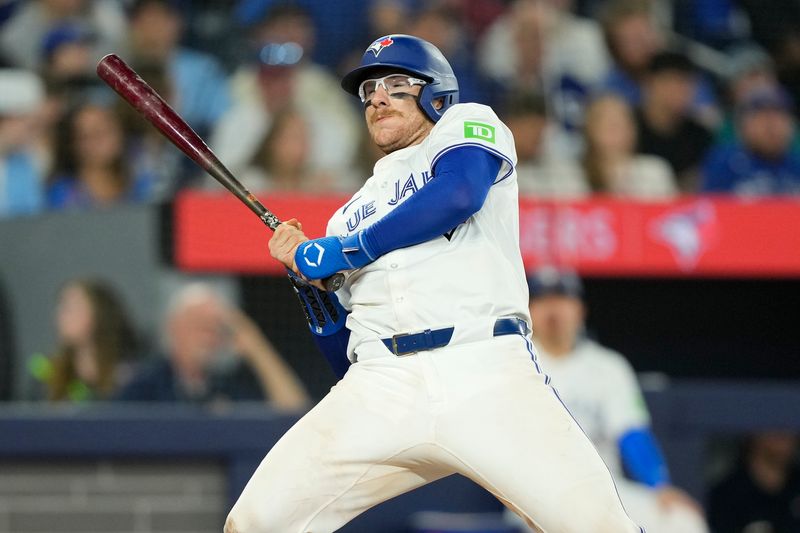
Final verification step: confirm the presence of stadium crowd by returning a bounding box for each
[1,0,800,218]
[1,2,799,532]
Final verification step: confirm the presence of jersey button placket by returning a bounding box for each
[387,255,412,328]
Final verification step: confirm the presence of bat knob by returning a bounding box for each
[324,273,345,292]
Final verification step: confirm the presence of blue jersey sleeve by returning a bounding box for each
[361,145,502,257]
[294,146,504,281]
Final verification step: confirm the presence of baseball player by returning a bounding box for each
[225,35,642,533]
[518,268,709,533]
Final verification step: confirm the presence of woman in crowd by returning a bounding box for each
[46,102,154,209]
[241,107,351,193]
[582,93,677,198]
[42,278,138,401]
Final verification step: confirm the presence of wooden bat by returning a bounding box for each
[96,53,344,292]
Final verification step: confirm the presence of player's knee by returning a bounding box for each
[225,504,295,533]
[223,514,239,533]
[224,509,267,533]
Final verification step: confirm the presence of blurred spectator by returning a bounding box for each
[241,107,352,193]
[502,92,588,198]
[738,0,800,108]
[116,283,309,409]
[600,0,718,123]
[515,268,709,533]
[582,94,676,198]
[32,279,138,402]
[456,0,509,38]
[635,51,714,191]
[0,69,48,217]
[47,102,156,209]
[212,3,359,180]
[701,87,800,196]
[408,5,488,104]
[125,0,231,137]
[41,22,95,82]
[0,0,125,70]
[479,0,609,90]
[478,0,610,138]
[368,0,410,37]
[671,0,750,48]
[709,432,800,533]
[716,44,782,145]
[37,23,107,145]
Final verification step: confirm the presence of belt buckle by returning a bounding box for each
[391,332,416,356]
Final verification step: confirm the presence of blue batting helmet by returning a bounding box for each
[341,34,459,123]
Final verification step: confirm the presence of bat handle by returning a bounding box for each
[323,272,346,292]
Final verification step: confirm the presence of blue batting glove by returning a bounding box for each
[295,231,376,280]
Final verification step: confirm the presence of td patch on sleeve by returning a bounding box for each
[463,121,495,143]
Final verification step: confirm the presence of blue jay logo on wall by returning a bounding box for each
[302,242,326,267]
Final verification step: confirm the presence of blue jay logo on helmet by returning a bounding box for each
[367,37,395,57]
[341,34,460,123]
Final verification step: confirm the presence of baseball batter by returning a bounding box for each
[225,35,642,533]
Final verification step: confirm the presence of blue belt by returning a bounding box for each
[381,317,530,356]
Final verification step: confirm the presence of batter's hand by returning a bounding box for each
[268,219,309,274]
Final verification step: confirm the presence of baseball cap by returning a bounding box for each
[527,267,583,300]
[737,86,794,116]
[41,24,93,61]
[0,70,45,115]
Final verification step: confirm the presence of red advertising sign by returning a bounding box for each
[174,191,800,278]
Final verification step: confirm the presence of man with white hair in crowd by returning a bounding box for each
[0,69,47,218]
[116,283,309,409]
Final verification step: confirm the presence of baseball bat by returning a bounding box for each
[96,53,344,292]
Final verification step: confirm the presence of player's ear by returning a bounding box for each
[432,98,444,110]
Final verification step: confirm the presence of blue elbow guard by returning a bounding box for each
[618,428,670,488]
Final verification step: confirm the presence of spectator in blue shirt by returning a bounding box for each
[701,87,800,196]
[0,69,47,217]
[126,0,231,137]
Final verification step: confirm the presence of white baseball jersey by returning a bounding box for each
[229,103,643,533]
[537,339,650,479]
[324,103,531,360]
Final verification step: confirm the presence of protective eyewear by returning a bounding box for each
[358,74,427,103]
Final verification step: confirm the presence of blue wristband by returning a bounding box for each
[295,232,375,280]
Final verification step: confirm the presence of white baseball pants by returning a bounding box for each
[225,335,642,533]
